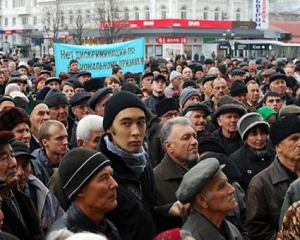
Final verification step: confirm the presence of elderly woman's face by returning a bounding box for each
[245,127,267,150]
[12,123,31,148]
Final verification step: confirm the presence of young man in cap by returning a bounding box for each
[0,131,43,240]
[49,148,121,240]
[247,115,300,240]
[144,74,167,114]
[164,71,183,98]
[176,158,243,240]
[98,91,189,240]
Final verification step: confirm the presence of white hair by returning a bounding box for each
[46,228,73,240]
[5,83,21,95]
[76,115,104,142]
[9,91,29,101]
[8,62,16,67]
[65,232,108,240]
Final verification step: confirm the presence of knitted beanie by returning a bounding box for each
[179,86,200,107]
[169,71,182,82]
[25,100,44,115]
[269,114,300,146]
[44,88,68,108]
[103,91,147,132]
[257,106,278,121]
[59,148,111,200]
[155,98,178,117]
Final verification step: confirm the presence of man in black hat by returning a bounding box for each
[88,87,113,116]
[49,148,121,240]
[98,91,189,240]
[230,81,248,107]
[247,115,300,240]
[45,77,60,90]
[231,69,246,82]
[123,72,136,84]
[201,74,217,101]
[140,71,154,97]
[76,71,91,84]
[176,158,243,240]
[144,74,167,114]
[0,131,43,240]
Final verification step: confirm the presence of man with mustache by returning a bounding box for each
[0,131,43,240]
[49,148,120,240]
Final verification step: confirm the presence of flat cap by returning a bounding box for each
[279,105,300,118]
[39,70,51,76]
[141,71,154,80]
[261,68,275,77]
[269,73,287,84]
[202,74,217,86]
[45,77,60,85]
[215,103,246,118]
[231,68,246,76]
[11,140,35,159]
[124,72,136,80]
[176,158,224,204]
[44,88,68,108]
[88,87,113,110]
[155,98,178,117]
[33,62,44,68]
[182,103,210,116]
[0,131,15,149]
[205,59,214,64]
[10,71,22,77]
[70,91,91,107]
[77,71,91,78]
[7,77,25,85]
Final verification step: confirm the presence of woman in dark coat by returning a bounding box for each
[230,112,276,193]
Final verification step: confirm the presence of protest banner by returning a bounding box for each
[54,38,145,77]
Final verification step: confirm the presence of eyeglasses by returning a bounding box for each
[214,86,227,90]
[161,111,180,118]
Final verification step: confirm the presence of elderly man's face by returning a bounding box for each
[217,112,240,135]
[212,79,228,101]
[78,74,91,84]
[81,130,105,150]
[107,107,146,153]
[79,166,118,215]
[269,79,286,96]
[30,103,50,134]
[276,132,300,162]
[188,110,207,132]
[16,155,30,191]
[72,100,91,121]
[49,104,68,124]
[95,94,112,117]
[182,95,200,110]
[200,171,237,214]
[165,123,198,164]
[0,144,17,187]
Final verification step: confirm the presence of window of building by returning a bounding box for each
[86,10,90,20]
[4,18,8,27]
[12,36,16,44]
[203,7,208,20]
[22,17,28,25]
[33,16,37,25]
[145,6,150,19]
[124,8,129,20]
[214,8,219,20]
[161,6,167,19]
[181,6,187,19]
[4,1,8,9]
[12,17,16,26]
[33,0,37,6]
[69,11,73,24]
[14,0,25,7]
[46,12,50,27]
[236,9,241,21]
[134,7,139,20]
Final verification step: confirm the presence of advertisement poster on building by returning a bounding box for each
[202,43,218,59]
[163,44,183,59]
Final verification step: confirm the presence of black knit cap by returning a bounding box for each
[230,81,248,97]
[83,77,104,92]
[59,148,111,200]
[121,82,143,96]
[200,152,242,183]
[197,136,226,155]
[44,88,68,108]
[269,114,300,146]
[103,91,147,132]
[155,98,178,117]
[0,131,15,149]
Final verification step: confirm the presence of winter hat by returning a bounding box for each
[25,100,44,115]
[59,148,111,200]
[36,86,51,100]
[169,71,182,82]
[279,105,300,118]
[44,88,68,108]
[230,81,248,97]
[237,112,269,141]
[197,136,226,155]
[88,87,113,111]
[11,140,36,159]
[257,106,278,121]
[45,77,60,85]
[179,86,200,107]
[103,91,147,132]
[83,78,105,92]
[269,114,300,146]
[155,98,179,117]
[0,107,31,131]
[182,80,197,89]
[121,82,143,96]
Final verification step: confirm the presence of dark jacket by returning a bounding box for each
[2,188,43,240]
[182,211,243,240]
[49,203,120,240]
[98,136,158,240]
[32,148,56,180]
[0,232,19,240]
[144,94,166,115]
[230,144,276,193]
[69,119,78,149]
[246,157,297,240]
[29,134,42,153]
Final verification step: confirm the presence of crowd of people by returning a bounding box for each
[0,52,299,240]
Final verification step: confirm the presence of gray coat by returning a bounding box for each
[182,211,243,240]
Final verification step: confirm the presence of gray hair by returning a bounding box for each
[184,111,193,119]
[8,61,16,67]
[65,232,108,240]
[5,83,21,95]
[160,117,191,147]
[46,228,73,240]
[76,115,103,142]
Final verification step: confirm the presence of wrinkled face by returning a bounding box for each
[217,112,240,135]
[30,103,50,134]
[188,110,207,132]
[233,93,247,106]
[203,80,213,98]
[47,81,60,90]
[49,104,68,124]
[95,94,112,117]
[247,83,260,104]
[79,166,118,215]
[245,127,267,150]
[72,100,91,120]
[77,74,91,83]
[182,95,201,110]
[43,125,68,156]
[199,171,237,214]
[182,68,193,79]
[0,144,17,187]
[70,62,79,72]
[151,79,166,94]
[8,64,16,73]
[165,123,198,164]
[107,107,146,153]
[276,132,300,162]
[62,85,74,101]
[171,76,183,88]
[212,79,228,101]
[141,76,152,91]
[264,96,282,113]
[16,156,30,191]
[248,62,257,72]
[12,123,31,148]
[82,130,105,150]
[159,110,180,123]
[269,79,286,96]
